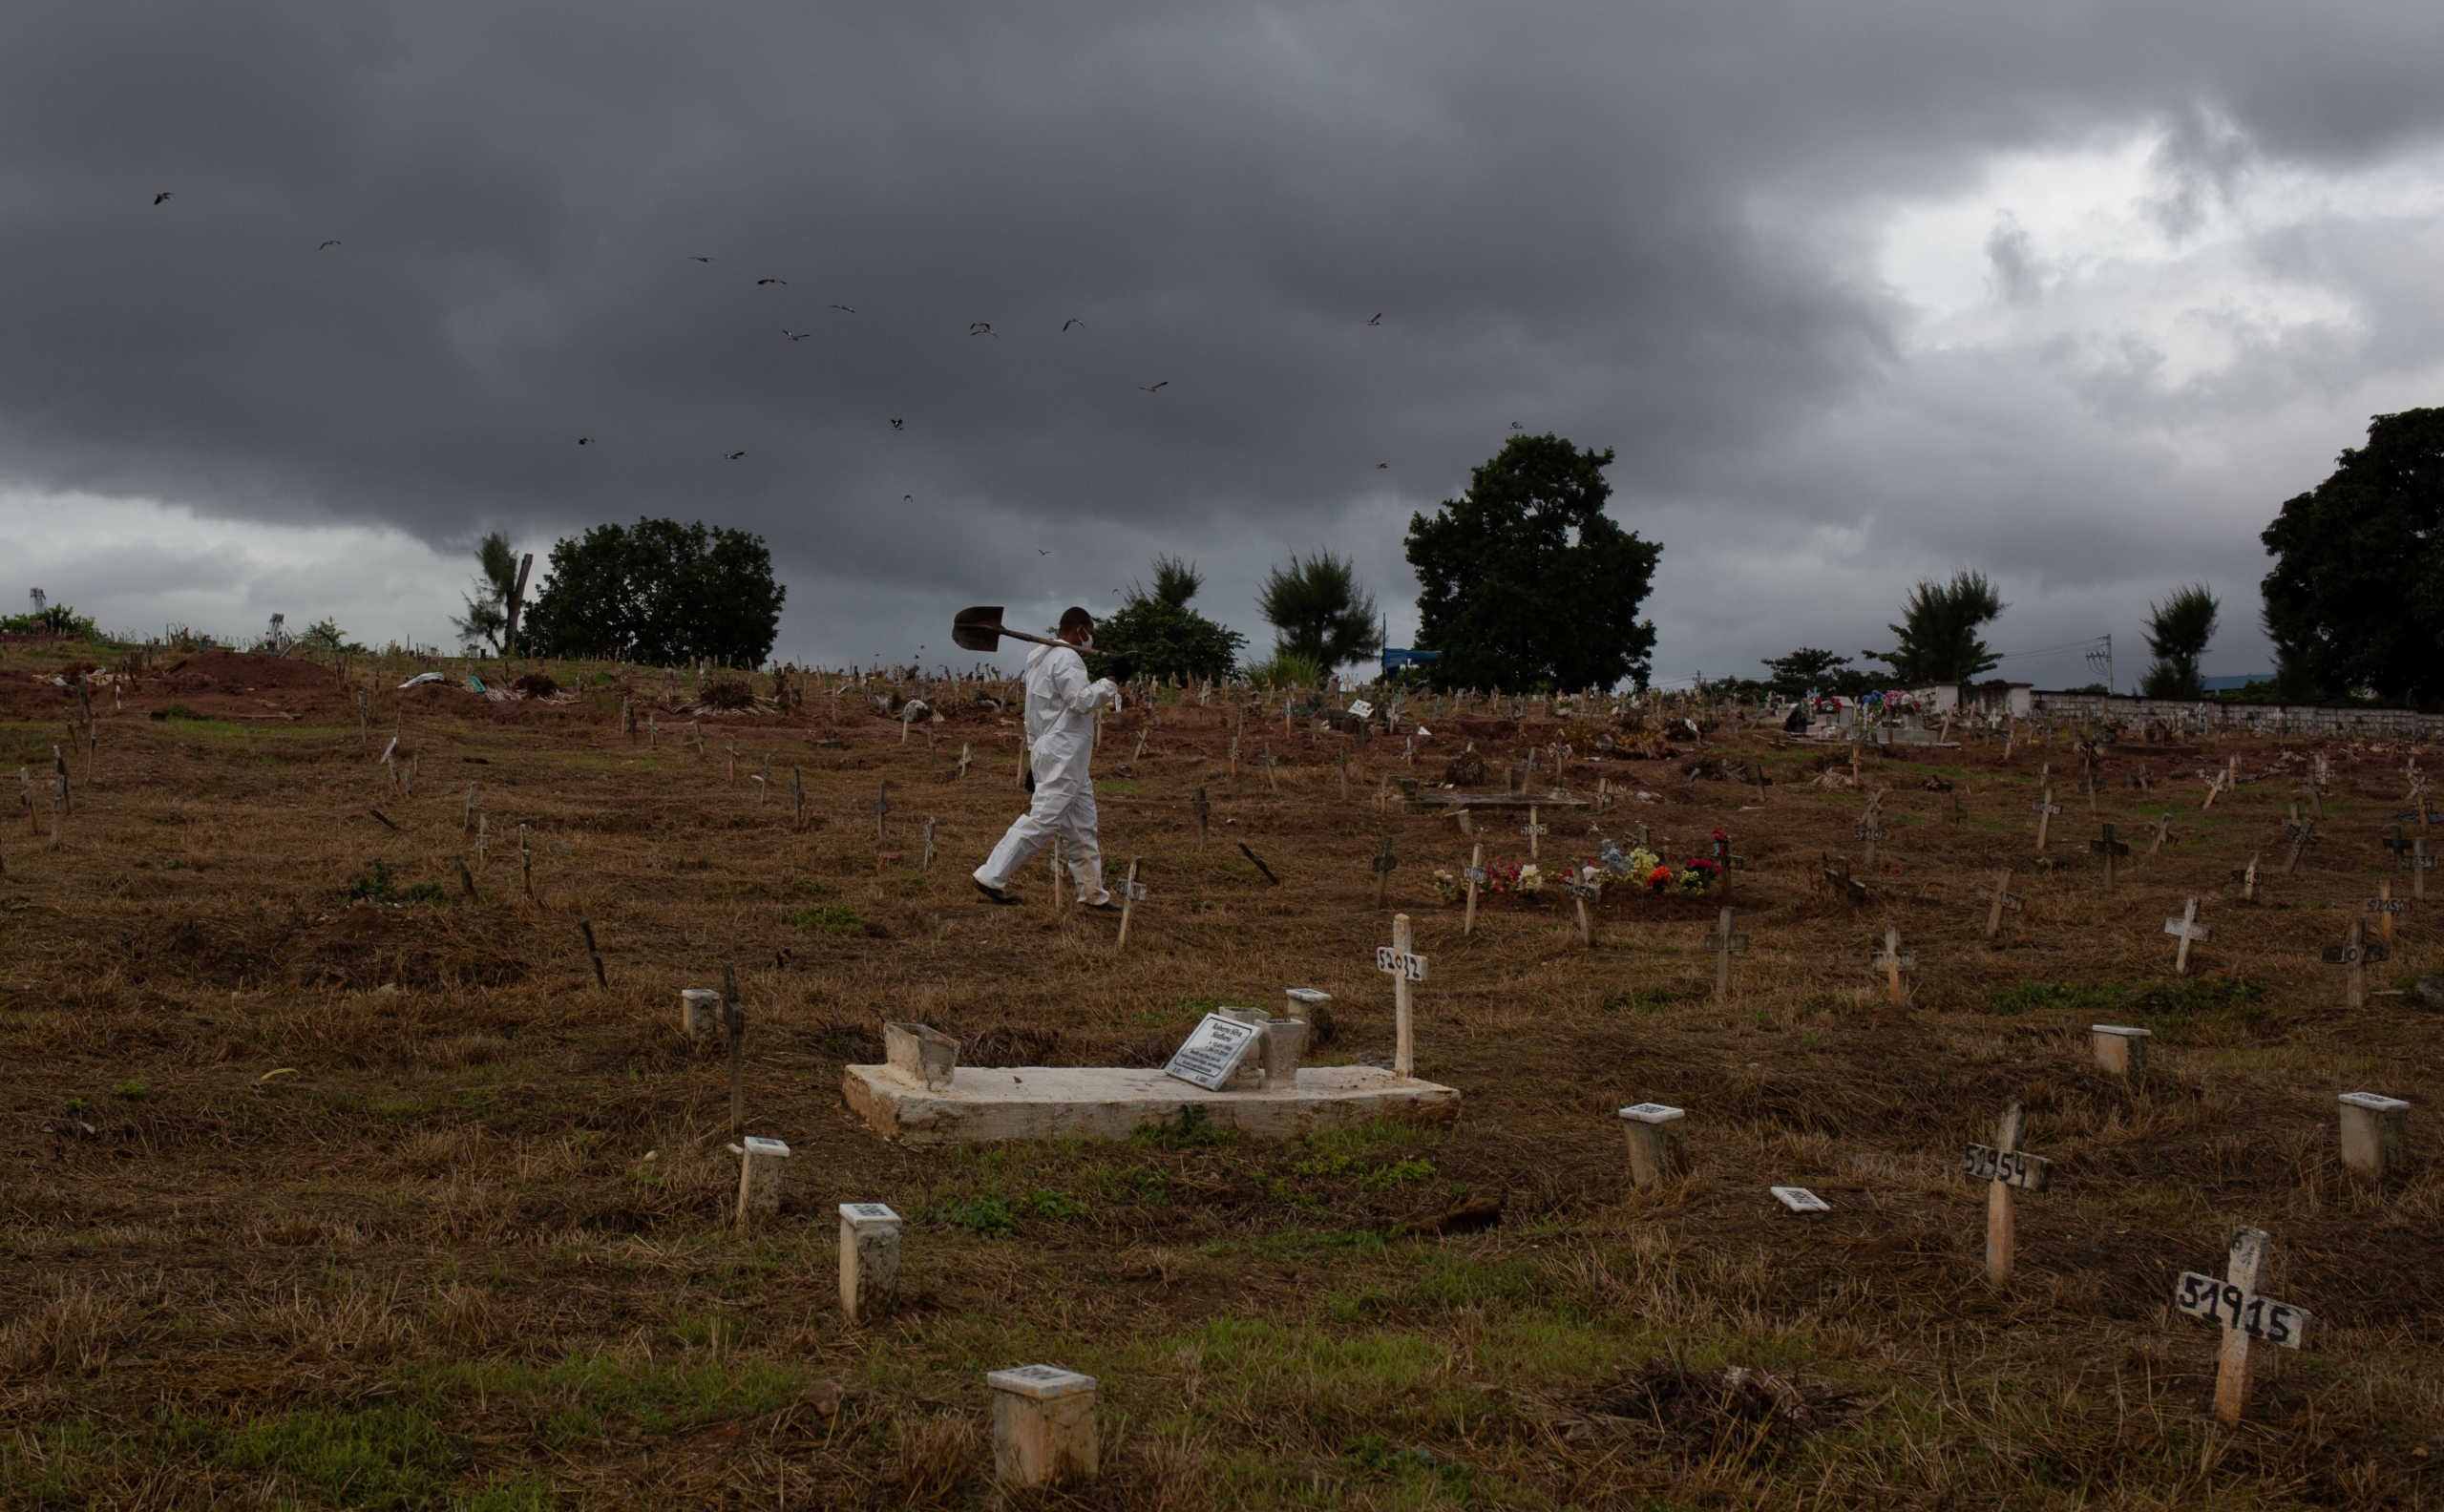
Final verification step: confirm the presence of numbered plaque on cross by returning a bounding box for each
[1703,907,1748,999]
[1376,914,1425,1077]
[1980,869,2022,940]
[2175,1227,2310,1425]
[1869,925,1913,1005]
[2321,918,2389,1008]
[1965,1102,2050,1285]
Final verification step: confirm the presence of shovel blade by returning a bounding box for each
[951,605,1007,653]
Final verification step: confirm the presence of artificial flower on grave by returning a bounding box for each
[1646,864,1675,893]
[1677,856,1721,894]
[1517,863,1545,894]
[1432,868,1460,903]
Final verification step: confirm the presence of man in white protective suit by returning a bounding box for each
[972,606,1123,909]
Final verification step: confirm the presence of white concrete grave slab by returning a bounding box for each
[843,1057,1459,1144]
[1771,1186,1831,1212]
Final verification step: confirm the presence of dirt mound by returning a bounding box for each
[162,651,340,694]
[1443,750,1488,787]
[512,673,559,697]
[1559,1359,1867,1459]
[699,679,755,710]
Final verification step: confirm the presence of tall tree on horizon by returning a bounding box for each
[2139,584,2220,699]
[450,532,522,653]
[1864,571,2007,685]
[2261,408,2444,707]
[1256,552,1381,673]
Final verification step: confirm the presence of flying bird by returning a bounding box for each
[783,329,811,342]
[577,436,591,446]
[1365,312,1382,326]
[317,240,342,250]
[1138,381,1169,392]
[903,494,914,501]
[691,256,714,262]
[1037,549,1049,556]
[968,322,995,336]
[830,304,856,313]
[1061,317,1084,331]
[1509,421,1524,430]
[153,192,171,205]
[889,418,904,430]
[756,277,786,285]
[1377,462,1389,470]
[724,451,747,460]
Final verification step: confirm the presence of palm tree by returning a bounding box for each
[1257,553,1382,673]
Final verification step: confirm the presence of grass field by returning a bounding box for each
[2,645,2439,1509]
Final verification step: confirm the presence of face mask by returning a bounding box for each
[1078,631,1093,649]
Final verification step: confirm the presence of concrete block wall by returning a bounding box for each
[2028,691,2444,741]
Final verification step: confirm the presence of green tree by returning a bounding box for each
[1256,553,1380,673]
[1865,572,2006,685]
[1759,647,1873,699]
[1092,556,1247,682]
[2138,584,2219,699]
[1404,435,1660,691]
[2261,408,2444,707]
[522,518,786,665]
[297,618,368,655]
[450,533,523,653]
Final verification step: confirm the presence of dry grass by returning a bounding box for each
[1,645,2440,1508]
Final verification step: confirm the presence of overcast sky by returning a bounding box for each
[6,0,2441,688]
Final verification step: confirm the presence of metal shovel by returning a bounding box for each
[951,606,1108,658]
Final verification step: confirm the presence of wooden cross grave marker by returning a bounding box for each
[1114,858,1146,954]
[2089,823,2130,892]
[2365,879,2408,948]
[2321,918,2389,1008]
[1132,726,1148,761]
[2176,1227,2309,1425]
[2280,815,2318,875]
[1965,1101,2051,1285]
[1375,914,1425,1077]
[1870,925,1914,1005]
[1370,836,1398,908]
[2163,896,2210,975]
[1981,869,2022,940]
[1520,805,1547,860]
[921,818,937,873]
[2229,853,2262,904]
[957,743,972,782]
[874,783,892,844]
[2200,763,2231,810]
[1462,843,1485,936]
[2146,814,2174,856]
[1821,852,1866,906]
[2031,788,2061,850]
[1561,870,1598,947]
[1190,787,1211,848]
[1703,906,1748,999]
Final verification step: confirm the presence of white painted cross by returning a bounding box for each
[2175,1227,2310,1425]
[1520,804,1546,860]
[2162,896,2210,976]
[1461,843,1486,936]
[1561,869,1598,947]
[2031,788,2061,851]
[1115,857,1146,954]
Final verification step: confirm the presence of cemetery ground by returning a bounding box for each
[3,649,2442,1511]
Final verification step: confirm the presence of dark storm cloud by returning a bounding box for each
[3,0,2442,674]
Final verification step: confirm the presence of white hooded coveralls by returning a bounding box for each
[975,640,1117,901]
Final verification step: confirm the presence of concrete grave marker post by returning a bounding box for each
[728,1136,790,1228]
[2337,1092,2410,1181]
[1462,843,1485,935]
[2321,919,2388,1009]
[2163,896,2210,976]
[2175,1227,2310,1426]
[1617,1102,1688,1186]
[1370,836,1398,908]
[957,742,972,782]
[1114,858,1147,953]
[1190,787,1211,848]
[2089,823,2130,892]
[1377,914,1425,1077]
[2090,1024,2150,1081]
[1703,907,1748,999]
[2032,788,2061,851]
[1870,925,1913,1005]
[987,1365,1099,1488]
[2366,879,2406,948]
[1982,869,2022,940]
[1966,1101,2052,1286]
[680,987,719,1039]
[1521,805,1546,860]
[838,1203,903,1324]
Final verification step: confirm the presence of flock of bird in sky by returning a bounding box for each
[148,193,1537,495]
